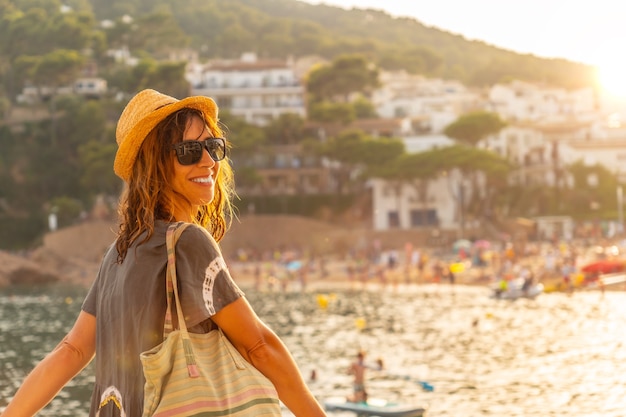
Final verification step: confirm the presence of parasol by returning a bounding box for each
[452,239,472,252]
[473,239,491,249]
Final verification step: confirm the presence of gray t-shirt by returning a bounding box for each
[82,221,244,417]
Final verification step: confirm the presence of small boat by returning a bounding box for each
[324,397,427,417]
[491,278,543,300]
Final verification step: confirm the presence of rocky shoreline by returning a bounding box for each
[0,220,115,289]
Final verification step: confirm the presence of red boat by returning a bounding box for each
[580,259,626,274]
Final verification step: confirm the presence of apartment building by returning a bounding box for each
[187,53,306,126]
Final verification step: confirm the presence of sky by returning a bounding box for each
[300,0,626,97]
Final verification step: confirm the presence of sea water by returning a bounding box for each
[2,282,626,417]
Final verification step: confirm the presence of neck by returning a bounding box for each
[171,203,198,223]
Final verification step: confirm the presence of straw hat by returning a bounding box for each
[114,89,218,181]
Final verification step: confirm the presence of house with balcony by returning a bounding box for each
[231,144,334,197]
[186,53,306,126]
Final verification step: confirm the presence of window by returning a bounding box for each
[388,211,400,228]
[410,209,438,227]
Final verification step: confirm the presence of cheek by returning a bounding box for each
[171,166,191,190]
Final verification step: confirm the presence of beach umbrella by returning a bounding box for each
[473,239,491,249]
[452,239,472,251]
[285,260,303,271]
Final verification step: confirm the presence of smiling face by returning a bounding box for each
[170,115,221,222]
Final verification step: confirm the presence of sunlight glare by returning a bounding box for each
[597,64,626,99]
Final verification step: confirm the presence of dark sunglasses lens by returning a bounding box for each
[175,142,203,165]
[173,139,226,165]
[205,139,226,161]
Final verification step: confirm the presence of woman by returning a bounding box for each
[2,89,326,417]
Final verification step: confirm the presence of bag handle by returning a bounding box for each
[163,222,200,377]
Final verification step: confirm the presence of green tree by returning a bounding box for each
[32,49,85,88]
[48,196,84,228]
[141,61,190,98]
[322,129,404,193]
[379,45,443,75]
[352,94,378,119]
[444,111,507,146]
[131,10,189,56]
[113,58,189,98]
[101,15,134,50]
[264,113,305,145]
[435,144,512,230]
[219,110,267,156]
[566,160,620,220]
[78,140,120,198]
[307,101,355,124]
[306,54,379,103]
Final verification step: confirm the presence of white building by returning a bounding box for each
[369,167,477,233]
[480,124,555,186]
[74,78,107,98]
[371,70,483,133]
[487,80,597,123]
[403,134,455,153]
[17,77,107,103]
[187,53,306,126]
[368,133,462,231]
[559,139,626,180]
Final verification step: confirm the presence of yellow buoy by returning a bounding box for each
[355,317,366,330]
[316,294,329,309]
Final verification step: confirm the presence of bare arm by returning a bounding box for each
[212,297,326,417]
[2,310,96,417]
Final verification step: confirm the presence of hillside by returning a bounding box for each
[85,0,595,89]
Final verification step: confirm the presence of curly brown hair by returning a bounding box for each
[115,108,235,263]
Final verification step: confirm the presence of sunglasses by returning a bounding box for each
[172,138,227,165]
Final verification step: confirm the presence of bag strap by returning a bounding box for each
[163,222,187,337]
[164,221,200,378]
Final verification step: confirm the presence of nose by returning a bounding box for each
[199,144,217,167]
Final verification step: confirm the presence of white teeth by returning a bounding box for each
[191,177,213,184]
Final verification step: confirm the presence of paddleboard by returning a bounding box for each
[324,397,427,417]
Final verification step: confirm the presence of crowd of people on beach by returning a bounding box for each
[226,236,626,293]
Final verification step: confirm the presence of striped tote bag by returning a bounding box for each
[141,223,282,416]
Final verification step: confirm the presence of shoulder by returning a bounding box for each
[176,223,222,255]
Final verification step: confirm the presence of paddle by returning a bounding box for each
[368,363,434,392]
[416,380,435,392]
[386,373,434,392]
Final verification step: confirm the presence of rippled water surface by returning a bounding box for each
[2,282,626,416]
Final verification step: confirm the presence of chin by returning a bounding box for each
[198,195,215,206]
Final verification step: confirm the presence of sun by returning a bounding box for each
[597,65,626,100]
